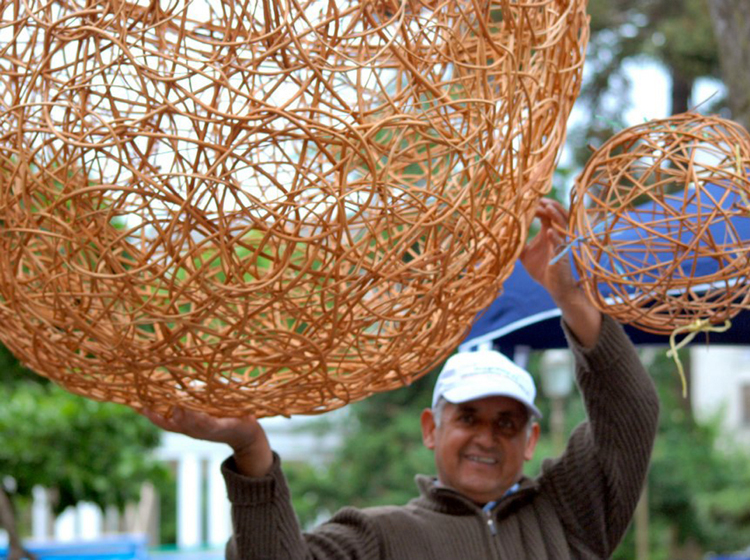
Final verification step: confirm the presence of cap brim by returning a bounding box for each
[442,383,543,419]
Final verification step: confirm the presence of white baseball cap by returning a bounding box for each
[432,350,542,418]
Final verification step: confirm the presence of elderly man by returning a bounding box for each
[144,199,659,559]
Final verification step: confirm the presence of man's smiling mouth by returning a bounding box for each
[465,455,498,465]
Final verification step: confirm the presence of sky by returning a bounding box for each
[622,59,726,125]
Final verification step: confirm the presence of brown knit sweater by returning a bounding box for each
[222,315,660,559]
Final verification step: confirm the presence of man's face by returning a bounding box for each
[420,396,540,504]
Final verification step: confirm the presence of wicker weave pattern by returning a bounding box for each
[0,0,588,416]
[569,113,750,335]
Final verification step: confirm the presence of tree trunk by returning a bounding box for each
[706,0,750,129]
[670,68,694,116]
[0,487,37,560]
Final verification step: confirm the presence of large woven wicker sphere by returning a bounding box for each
[569,113,750,335]
[0,0,588,416]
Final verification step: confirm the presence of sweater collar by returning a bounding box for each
[413,474,539,515]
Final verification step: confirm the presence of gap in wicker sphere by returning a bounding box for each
[0,0,588,416]
[568,113,750,335]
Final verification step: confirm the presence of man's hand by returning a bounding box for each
[142,407,274,478]
[520,198,602,348]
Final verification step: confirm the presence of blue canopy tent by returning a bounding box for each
[460,182,750,355]
[459,263,750,355]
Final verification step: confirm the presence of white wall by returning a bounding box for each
[691,346,750,446]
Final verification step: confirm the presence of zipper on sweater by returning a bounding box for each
[481,503,501,557]
[485,509,497,536]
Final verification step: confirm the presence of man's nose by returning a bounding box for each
[472,420,498,446]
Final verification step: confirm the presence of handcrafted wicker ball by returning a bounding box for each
[569,113,750,335]
[0,0,588,416]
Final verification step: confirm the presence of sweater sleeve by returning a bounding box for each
[538,314,660,557]
[222,453,383,560]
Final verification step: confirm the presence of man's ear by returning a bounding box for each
[420,408,437,450]
[524,422,541,461]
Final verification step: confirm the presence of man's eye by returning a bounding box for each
[458,414,475,424]
[497,416,523,433]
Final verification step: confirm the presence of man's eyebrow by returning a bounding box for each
[456,404,476,413]
[494,410,528,421]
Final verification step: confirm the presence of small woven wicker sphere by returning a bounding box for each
[0,0,588,416]
[569,113,750,335]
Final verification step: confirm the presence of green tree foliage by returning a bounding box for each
[645,351,750,557]
[0,384,167,514]
[0,343,46,388]
[0,343,169,549]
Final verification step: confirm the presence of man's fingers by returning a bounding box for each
[142,406,208,436]
[141,407,178,432]
[541,199,567,224]
[535,199,568,241]
[548,224,564,248]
